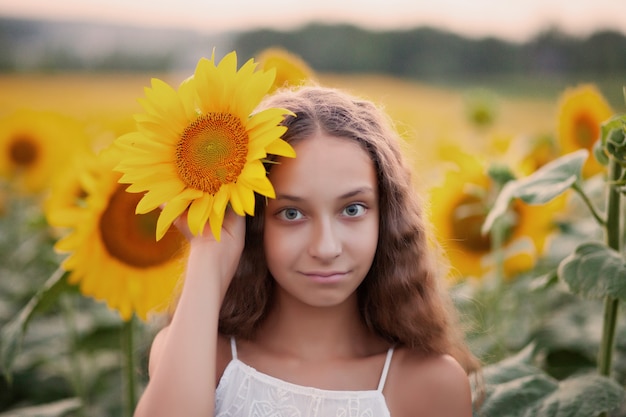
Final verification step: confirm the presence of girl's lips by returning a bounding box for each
[301,271,348,283]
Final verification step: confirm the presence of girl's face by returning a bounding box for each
[263,132,379,309]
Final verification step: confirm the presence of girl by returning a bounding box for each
[133,85,480,417]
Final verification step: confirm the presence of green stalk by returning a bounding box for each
[59,293,86,417]
[122,316,137,417]
[597,159,622,378]
[572,182,606,227]
[488,215,508,360]
[491,216,507,286]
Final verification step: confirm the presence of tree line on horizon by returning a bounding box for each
[235,23,626,81]
[1,17,625,86]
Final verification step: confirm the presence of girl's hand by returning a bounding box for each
[172,207,245,246]
[171,207,246,292]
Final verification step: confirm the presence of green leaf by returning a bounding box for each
[0,267,70,380]
[479,368,624,417]
[592,138,610,166]
[481,343,539,385]
[607,127,626,166]
[0,397,81,417]
[482,150,588,234]
[480,374,558,417]
[532,374,624,417]
[600,116,625,147]
[558,242,626,300]
[600,116,626,165]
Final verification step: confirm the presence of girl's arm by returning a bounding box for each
[133,209,246,417]
[389,352,474,417]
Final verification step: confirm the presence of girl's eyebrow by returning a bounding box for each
[275,187,376,202]
[338,187,376,199]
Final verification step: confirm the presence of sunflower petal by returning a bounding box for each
[187,193,213,236]
[234,183,256,215]
[209,189,230,241]
[136,182,186,214]
[239,173,275,198]
[226,184,245,216]
[147,78,186,120]
[265,138,297,158]
[247,131,293,161]
[194,57,221,112]
[230,61,271,117]
[178,76,199,119]
[156,199,189,241]
[247,107,294,132]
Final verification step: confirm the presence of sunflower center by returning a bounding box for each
[451,194,492,253]
[573,113,598,148]
[451,192,522,254]
[176,113,248,194]
[9,135,38,167]
[99,185,186,268]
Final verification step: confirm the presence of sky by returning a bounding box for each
[1,0,625,42]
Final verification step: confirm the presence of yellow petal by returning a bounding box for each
[195,56,224,112]
[156,199,189,241]
[155,188,202,234]
[136,182,186,214]
[265,138,296,158]
[145,78,187,123]
[209,188,230,241]
[54,232,82,253]
[234,183,256,215]
[226,184,245,216]
[230,61,271,117]
[119,169,180,190]
[187,193,213,236]
[238,162,275,197]
[178,76,199,119]
[248,130,292,161]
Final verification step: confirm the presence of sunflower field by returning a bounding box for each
[1,47,626,417]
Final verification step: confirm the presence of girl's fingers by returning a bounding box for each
[161,202,246,246]
[220,208,246,247]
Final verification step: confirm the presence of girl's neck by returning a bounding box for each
[254,292,385,360]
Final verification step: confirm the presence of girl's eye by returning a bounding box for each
[278,208,303,221]
[342,203,366,217]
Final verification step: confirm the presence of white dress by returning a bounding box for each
[215,338,394,417]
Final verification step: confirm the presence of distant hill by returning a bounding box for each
[1,16,625,92]
[0,16,235,72]
[233,23,626,81]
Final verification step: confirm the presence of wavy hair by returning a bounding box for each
[218,85,479,376]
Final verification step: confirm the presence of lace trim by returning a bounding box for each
[216,360,391,417]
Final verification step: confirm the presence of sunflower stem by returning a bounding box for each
[598,158,621,378]
[122,316,137,417]
[488,215,508,360]
[571,182,606,227]
[491,218,506,287]
[59,293,87,417]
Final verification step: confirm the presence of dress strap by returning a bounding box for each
[230,337,238,360]
[377,346,395,392]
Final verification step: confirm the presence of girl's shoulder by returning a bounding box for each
[386,348,473,417]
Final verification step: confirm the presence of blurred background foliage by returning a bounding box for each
[1,15,626,417]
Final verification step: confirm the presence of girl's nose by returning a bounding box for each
[308,218,342,260]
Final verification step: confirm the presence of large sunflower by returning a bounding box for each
[256,47,316,92]
[556,84,613,178]
[49,145,188,321]
[115,51,295,241]
[44,147,99,230]
[429,147,563,280]
[0,109,90,195]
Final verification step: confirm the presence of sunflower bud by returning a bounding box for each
[604,123,626,166]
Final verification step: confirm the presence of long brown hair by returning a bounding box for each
[218,85,479,376]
